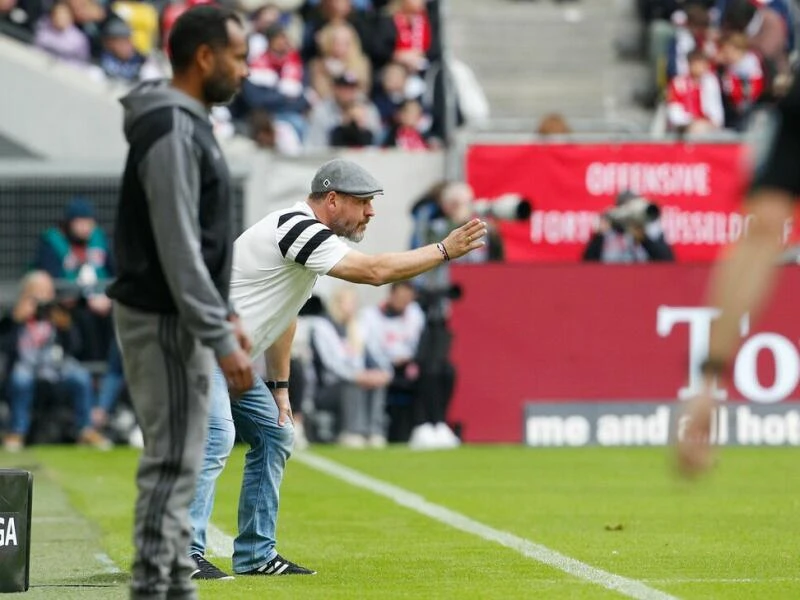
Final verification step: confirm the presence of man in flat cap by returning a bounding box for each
[187,159,487,579]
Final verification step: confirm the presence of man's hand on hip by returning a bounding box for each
[272,388,293,427]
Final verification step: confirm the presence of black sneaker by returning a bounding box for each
[190,554,235,580]
[243,554,316,576]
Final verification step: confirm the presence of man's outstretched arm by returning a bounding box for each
[328,218,487,286]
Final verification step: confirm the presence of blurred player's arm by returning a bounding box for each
[265,319,296,426]
[138,131,239,359]
[328,218,487,286]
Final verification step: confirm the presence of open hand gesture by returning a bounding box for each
[442,218,488,261]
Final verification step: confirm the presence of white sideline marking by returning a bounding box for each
[470,577,799,586]
[647,578,800,585]
[94,552,122,574]
[206,522,234,559]
[293,452,678,600]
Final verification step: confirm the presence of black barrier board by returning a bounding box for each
[0,470,32,592]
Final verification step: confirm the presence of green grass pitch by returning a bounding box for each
[4,445,800,599]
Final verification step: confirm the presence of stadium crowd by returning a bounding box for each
[0,180,498,453]
[626,0,796,134]
[0,0,449,152]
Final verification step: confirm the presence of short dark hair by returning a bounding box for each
[168,5,243,73]
[687,48,708,63]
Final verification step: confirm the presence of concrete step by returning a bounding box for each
[444,0,651,128]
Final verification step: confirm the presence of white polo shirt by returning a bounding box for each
[230,201,351,358]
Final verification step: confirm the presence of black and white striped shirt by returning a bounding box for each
[230,201,350,357]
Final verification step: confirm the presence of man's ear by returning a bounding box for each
[326,191,338,208]
[196,44,215,76]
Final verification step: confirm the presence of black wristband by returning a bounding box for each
[699,358,727,377]
[266,380,290,390]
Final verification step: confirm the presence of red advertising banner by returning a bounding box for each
[447,263,800,443]
[466,143,752,263]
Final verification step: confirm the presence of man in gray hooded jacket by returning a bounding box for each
[106,6,253,599]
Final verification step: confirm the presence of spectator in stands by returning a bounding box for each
[33,197,113,290]
[360,280,425,443]
[583,190,675,263]
[33,1,90,64]
[110,0,158,58]
[64,0,107,58]
[233,23,309,140]
[329,100,377,146]
[99,18,144,82]
[718,31,764,129]
[535,112,572,136]
[247,3,283,60]
[308,21,371,99]
[0,271,111,452]
[300,0,373,63]
[302,0,375,13]
[1,0,45,42]
[372,61,410,127]
[383,98,429,149]
[32,198,114,361]
[311,286,391,448]
[666,3,715,80]
[721,0,789,93]
[666,48,724,134]
[306,70,382,148]
[714,0,794,53]
[372,0,440,77]
[248,109,303,154]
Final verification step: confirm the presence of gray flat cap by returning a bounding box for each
[310,159,384,198]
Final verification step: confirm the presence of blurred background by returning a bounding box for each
[2,0,799,455]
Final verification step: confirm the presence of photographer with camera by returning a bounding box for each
[582,190,675,263]
[409,181,511,449]
[0,271,111,452]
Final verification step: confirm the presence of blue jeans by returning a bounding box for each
[97,341,124,413]
[188,366,294,573]
[8,362,94,435]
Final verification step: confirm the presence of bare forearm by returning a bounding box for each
[369,244,444,285]
[266,319,297,380]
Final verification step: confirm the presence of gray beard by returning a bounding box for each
[346,229,365,243]
[331,218,364,243]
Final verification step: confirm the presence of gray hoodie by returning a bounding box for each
[108,80,238,358]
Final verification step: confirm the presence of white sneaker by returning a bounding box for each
[367,434,387,449]
[408,423,438,450]
[434,422,460,448]
[128,426,144,449]
[293,420,310,451]
[338,433,367,449]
